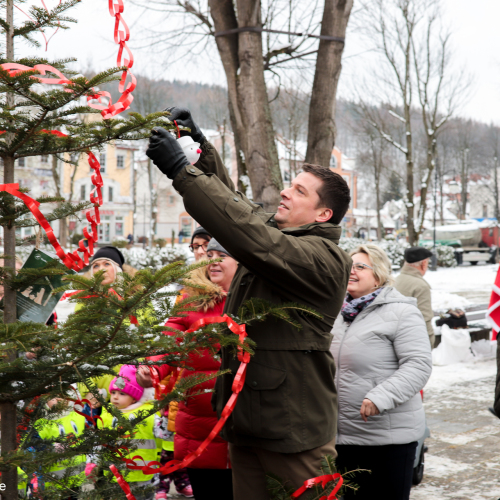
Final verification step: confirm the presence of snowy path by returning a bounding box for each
[423,263,498,310]
[411,358,500,499]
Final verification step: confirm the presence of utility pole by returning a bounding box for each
[1,0,19,496]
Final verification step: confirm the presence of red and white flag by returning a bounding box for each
[487,266,500,340]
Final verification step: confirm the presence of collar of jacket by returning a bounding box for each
[363,286,418,310]
[400,263,425,280]
[279,221,342,243]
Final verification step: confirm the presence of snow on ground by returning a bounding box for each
[411,357,500,499]
[425,263,498,309]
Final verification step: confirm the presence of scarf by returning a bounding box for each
[341,287,383,323]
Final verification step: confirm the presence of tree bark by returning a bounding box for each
[2,0,19,494]
[234,0,282,209]
[209,0,282,210]
[461,149,468,219]
[147,159,158,247]
[305,0,353,167]
[494,157,500,221]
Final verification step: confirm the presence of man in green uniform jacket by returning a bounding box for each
[145,108,352,499]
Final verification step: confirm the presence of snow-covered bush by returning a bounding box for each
[421,242,457,268]
[111,237,128,248]
[338,238,408,269]
[121,245,188,270]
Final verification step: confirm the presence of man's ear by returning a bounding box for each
[316,208,333,223]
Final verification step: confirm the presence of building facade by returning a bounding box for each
[61,142,137,244]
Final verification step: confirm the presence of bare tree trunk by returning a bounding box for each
[1,0,19,494]
[494,156,500,221]
[461,149,468,219]
[0,0,17,500]
[147,159,157,248]
[227,98,249,195]
[235,0,282,208]
[305,0,353,167]
[209,0,282,210]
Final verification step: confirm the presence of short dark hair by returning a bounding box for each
[302,163,351,225]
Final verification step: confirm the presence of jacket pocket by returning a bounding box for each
[231,359,290,440]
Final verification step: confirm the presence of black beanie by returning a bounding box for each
[90,246,125,269]
[191,226,211,245]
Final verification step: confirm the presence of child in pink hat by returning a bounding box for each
[109,365,145,410]
[89,365,159,499]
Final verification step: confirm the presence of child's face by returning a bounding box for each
[110,390,136,409]
[84,393,102,409]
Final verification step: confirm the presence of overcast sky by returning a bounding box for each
[15,0,500,125]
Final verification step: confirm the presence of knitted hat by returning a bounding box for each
[206,238,232,258]
[109,365,144,402]
[91,246,125,269]
[404,246,433,264]
[191,226,211,245]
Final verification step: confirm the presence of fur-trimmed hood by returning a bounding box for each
[182,266,226,312]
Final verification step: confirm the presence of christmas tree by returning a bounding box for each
[0,0,224,497]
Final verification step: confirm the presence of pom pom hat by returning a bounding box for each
[109,365,144,402]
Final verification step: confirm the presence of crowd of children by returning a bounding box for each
[18,235,231,499]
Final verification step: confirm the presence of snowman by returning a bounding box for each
[177,135,202,165]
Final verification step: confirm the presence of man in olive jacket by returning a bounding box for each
[145,109,352,498]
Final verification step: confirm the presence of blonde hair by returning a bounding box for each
[350,244,394,288]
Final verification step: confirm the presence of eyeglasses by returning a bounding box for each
[189,243,209,252]
[352,263,373,272]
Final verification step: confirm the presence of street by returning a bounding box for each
[412,358,500,499]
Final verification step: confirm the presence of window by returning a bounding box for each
[18,158,25,167]
[330,155,337,169]
[80,184,86,201]
[99,153,106,173]
[483,204,488,218]
[70,153,78,164]
[99,215,111,243]
[109,186,114,202]
[284,169,290,182]
[180,216,192,238]
[116,154,125,169]
[41,155,49,163]
[115,216,124,237]
[168,195,175,205]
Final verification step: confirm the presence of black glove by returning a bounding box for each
[165,107,206,145]
[146,127,190,180]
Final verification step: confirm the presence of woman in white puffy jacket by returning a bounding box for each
[330,244,432,500]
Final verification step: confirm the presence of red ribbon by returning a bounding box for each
[0,165,101,271]
[109,465,137,500]
[110,314,249,482]
[291,474,344,500]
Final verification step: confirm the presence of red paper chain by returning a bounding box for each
[1,0,136,117]
[110,314,341,500]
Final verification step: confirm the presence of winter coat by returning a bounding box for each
[171,141,352,453]
[394,264,435,347]
[164,268,230,469]
[98,402,158,483]
[330,286,432,446]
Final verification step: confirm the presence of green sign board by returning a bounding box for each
[17,248,75,324]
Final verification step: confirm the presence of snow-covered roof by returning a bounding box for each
[426,221,480,232]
